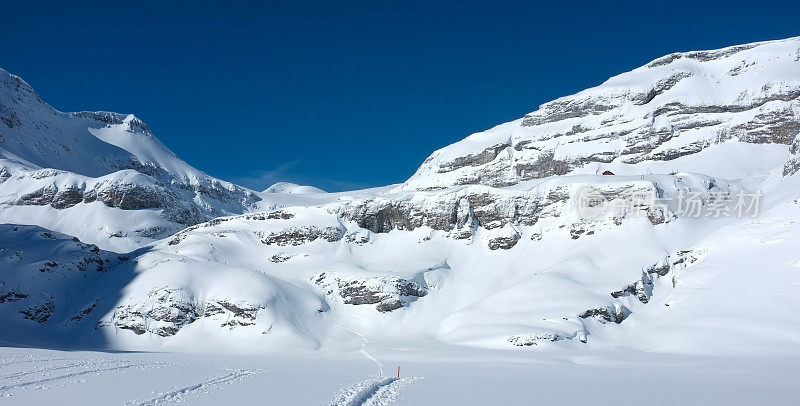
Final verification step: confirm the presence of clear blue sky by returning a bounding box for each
[2,1,798,191]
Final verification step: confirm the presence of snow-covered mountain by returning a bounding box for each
[403,37,799,190]
[0,68,262,251]
[1,37,798,357]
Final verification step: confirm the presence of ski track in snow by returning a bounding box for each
[1,361,93,380]
[0,362,136,393]
[361,377,422,406]
[129,369,264,405]
[0,354,265,404]
[329,376,422,406]
[0,357,75,366]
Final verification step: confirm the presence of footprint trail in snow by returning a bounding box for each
[129,369,265,405]
[329,376,423,406]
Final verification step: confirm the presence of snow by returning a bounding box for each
[4,170,797,356]
[0,67,260,250]
[401,36,800,191]
[264,182,326,194]
[328,376,422,406]
[0,347,797,405]
[1,36,799,404]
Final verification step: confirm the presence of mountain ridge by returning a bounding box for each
[402,36,799,190]
[1,37,798,356]
[0,67,265,250]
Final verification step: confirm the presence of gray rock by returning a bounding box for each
[313,272,428,313]
[20,300,55,323]
[257,226,344,246]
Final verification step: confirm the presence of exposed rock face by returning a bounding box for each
[337,186,559,234]
[0,226,120,276]
[343,230,371,245]
[105,288,267,336]
[0,67,262,249]
[8,173,245,227]
[257,226,344,246]
[2,38,799,352]
[92,183,166,210]
[784,133,800,176]
[165,209,302,247]
[503,246,709,347]
[646,44,758,67]
[336,177,714,248]
[109,288,200,336]
[0,224,130,335]
[66,300,100,325]
[312,272,428,313]
[508,332,573,346]
[403,38,800,190]
[205,300,263,328]
[20,300,55,323]
[51,186,84,209]
[68,111,152,134]
[579,304,627,324]
[338,195,472,233]
[583,248,707,326]
[611,274,653,303]
[437,143,510,173]
[488,233,520,250]
[268,253,293,263]
[0,290,28,303]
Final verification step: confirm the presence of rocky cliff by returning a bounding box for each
[1,37,798,354]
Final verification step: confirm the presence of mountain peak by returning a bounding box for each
[402,36,800,190]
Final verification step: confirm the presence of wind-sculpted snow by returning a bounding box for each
[403,37,800,190]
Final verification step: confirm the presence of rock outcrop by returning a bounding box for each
[312,272,428,313]
[403,38,800,190]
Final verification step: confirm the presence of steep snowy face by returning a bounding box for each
[0,68,261,250]
[403,37,800,190]
[1,68,187,178]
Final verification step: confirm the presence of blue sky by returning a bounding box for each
[2,1,798,191]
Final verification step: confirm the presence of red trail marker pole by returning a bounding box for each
[397,365,400,378]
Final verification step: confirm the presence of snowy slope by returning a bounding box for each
[4,171,798,355]
[0,68,262,250]
[402,37,799,190]
[1,37,799,364]
[264,181,326,194]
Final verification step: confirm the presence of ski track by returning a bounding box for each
[362,378,422,406]
[0,363,136,392]
[0,357,75,366]
[1,361,94,380]
[0,355,265,404]
[329,376,422,406]
[130,369,264,405]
